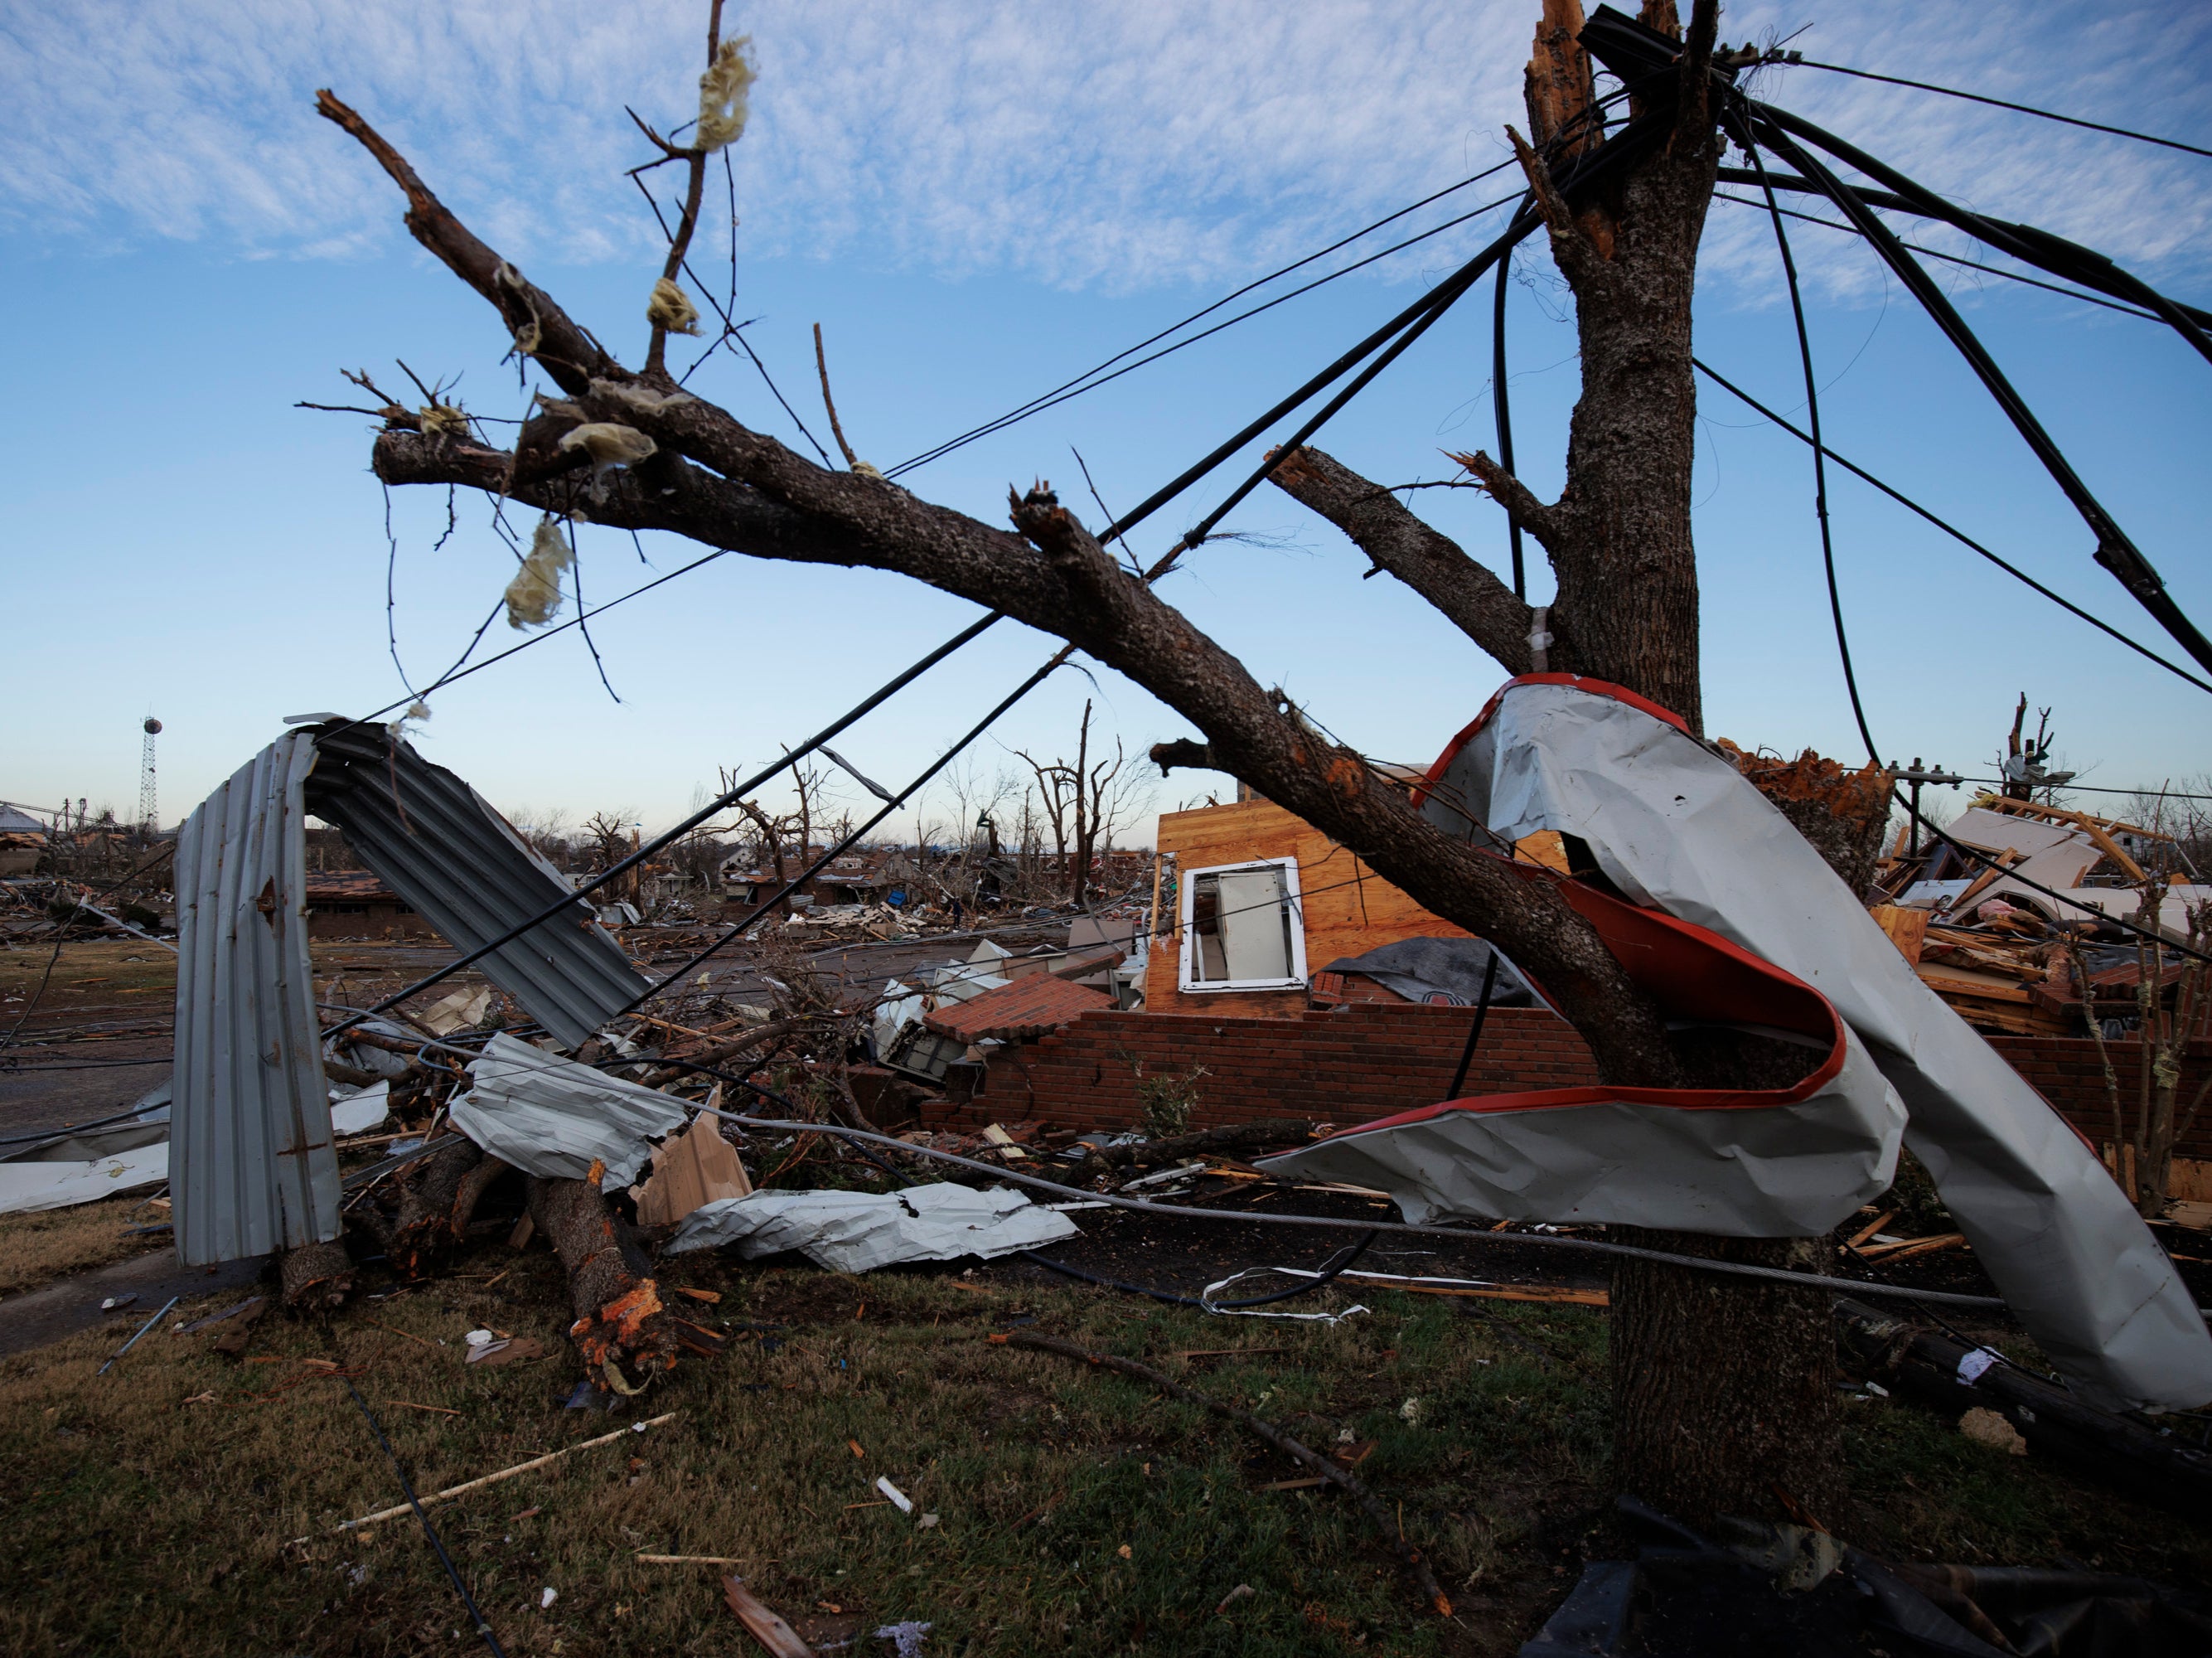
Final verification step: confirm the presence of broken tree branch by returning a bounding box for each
[330,104,1706,1091]
[1268,445,1537,671]
[811,322,864,471]
[1003,1331,1451,1616]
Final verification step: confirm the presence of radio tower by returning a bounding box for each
[138,716,162,833]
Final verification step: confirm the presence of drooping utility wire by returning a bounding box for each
[1491,240,1528,599]
[1692,359,2212,696]
[327,611,1003,1038]
[889,186,1528,479]
[1746,100,2212,680]
[1754,105,2212,366]
[889,79,1656,481]
[1790,59,2212,163]
[341,1379,507,1658]
[888,156,1523,478]
[621,647,1077,1011]
[1711,191,2172,324]
[1741,133,1878,764]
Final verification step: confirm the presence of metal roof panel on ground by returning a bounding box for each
[171,734,341,1265]
[301,721,649,1049]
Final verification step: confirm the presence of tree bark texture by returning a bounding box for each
[279,1239,357,1311]
[377,1133,482,1277]
[1610,1229,1844,1524]
[526,1174,680,1390]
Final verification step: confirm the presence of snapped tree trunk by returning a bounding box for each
[526,1174,680,1391]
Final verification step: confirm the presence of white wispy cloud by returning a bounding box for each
[3,1,2205,300]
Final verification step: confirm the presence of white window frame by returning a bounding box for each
[1178,856,1307,992]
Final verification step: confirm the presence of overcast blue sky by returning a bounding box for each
[4,2,2209,842]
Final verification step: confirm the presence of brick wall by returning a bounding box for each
[937,1006,2212,1166]
[1986,1035,2212,1164]
[941,1005,1599,1132]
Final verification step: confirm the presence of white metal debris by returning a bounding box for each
[665,1181,1079,1271]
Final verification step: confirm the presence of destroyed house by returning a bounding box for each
[304,870,439,940]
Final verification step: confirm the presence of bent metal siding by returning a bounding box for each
[303,721,649,1050]
[172,734,341,1265]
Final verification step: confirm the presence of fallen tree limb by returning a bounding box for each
[377,1135,483,1276]
[1834,1298,2212,1510]
[1000,1330,1451,1616]
[527,1174,680,1391]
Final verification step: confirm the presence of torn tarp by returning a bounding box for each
[449,1032,688,1185]
[1317,936,1534,1008]
[1404,673,2212,1411]
[666,1182,1079,1271]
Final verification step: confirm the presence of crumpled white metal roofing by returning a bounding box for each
[301,721,649,1049]
[666,1181,1079,1272]
[172,734,341,1264]
[449,1032,688,1186]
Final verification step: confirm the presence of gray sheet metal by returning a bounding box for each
[172,734,341,1264]
[448,1031,688,1185]
[301,722,648,1049]
[666,1182,1081,1270]
[1422,676,2212,1409]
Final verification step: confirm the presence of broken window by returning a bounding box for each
[1179,858,1305,991]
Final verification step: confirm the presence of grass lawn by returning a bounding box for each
[2,1219,2208,1656]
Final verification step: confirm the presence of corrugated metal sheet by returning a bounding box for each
[302,722,649,1049]
[172,734,341,1264]
[448,1031,688,1185]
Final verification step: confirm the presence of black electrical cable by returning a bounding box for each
[1443,952,1503,1101]
[326,611,1003,1040]
[1789,59,2212,163]
[1711,191,2171,324]
[1692,359,2212,696]
[619,648,1072,1012]
[1755,104,2212,368]
[1745,102,2212,680]
[1740,128,1879,764]
[889,160,1525,477]
[341,1378,507,1658]
[1491,238,1528,599]
[1710,168,2212,334]
[1159,113,1677,562]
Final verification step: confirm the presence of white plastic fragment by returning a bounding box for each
[1956,1347,2001,1386]
[540,1586,558,1609]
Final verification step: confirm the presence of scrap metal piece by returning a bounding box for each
[172,734,341,1264]
[300,720,649,1049]
[451,1032,687,1186]
[666,1181,1078,1269]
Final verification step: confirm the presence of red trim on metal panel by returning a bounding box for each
[1410,674,1690,811]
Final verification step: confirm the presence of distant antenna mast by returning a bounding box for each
[139,716,162,831]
